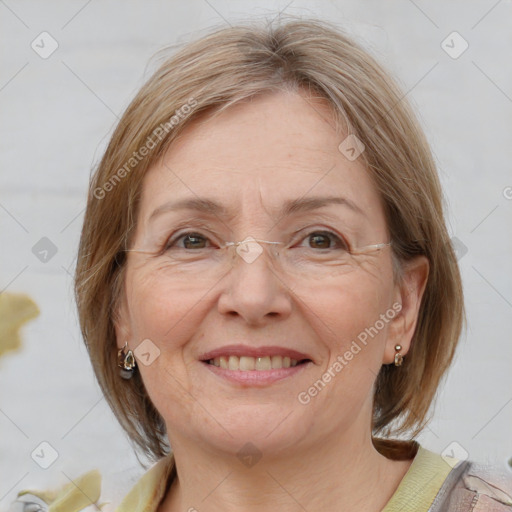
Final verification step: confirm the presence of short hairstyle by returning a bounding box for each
[74,16,465,461]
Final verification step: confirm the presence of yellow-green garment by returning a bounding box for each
[113,445,453,511]
[9,445,512,511]
[10,470,105,511]
[382,446,454,511]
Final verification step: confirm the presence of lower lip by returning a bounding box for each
[201,361,312,386]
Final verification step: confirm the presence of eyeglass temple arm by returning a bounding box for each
[349,242,392,254]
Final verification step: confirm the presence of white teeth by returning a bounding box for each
[228,355,238,370]
[271,355,283,369]
[255,356,271,370]
[240,356,255,371]
[208,355,300,370]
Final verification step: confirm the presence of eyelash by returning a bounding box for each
[164,229,350,252]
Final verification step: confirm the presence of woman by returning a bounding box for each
[9,16,512,512]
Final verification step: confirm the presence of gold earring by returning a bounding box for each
[118,342,136,379]
[394,344,403,366]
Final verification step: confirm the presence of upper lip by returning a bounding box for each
[199,344,313,362]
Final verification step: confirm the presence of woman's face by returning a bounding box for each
[116,89,412,458]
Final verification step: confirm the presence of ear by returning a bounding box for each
[383,255,429,364]
[113,290,132,351]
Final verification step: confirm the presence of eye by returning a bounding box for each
[165,232,212,250]
[164,229,349,251]
[299,230,349,251]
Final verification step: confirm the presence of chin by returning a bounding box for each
[188,407,311,457]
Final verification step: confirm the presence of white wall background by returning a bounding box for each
[1,0,511,509]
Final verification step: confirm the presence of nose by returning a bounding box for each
[216,239,293,325]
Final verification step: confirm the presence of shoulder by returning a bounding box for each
[430,454,512,511]
[7,469,104,512]
[115,455,175,511]
[388,443,512,512]
[6,457,174,512]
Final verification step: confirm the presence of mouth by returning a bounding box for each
[204,355,311,371]
[198,345,314,386]
[198,344,314,369]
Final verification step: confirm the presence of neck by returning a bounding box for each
[159,426,414,512]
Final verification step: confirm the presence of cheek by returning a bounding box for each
[298,279,391,424]
[125,271,202,423]
[303,269,392,342]
[125,268,206,344]
[300,269,393,391]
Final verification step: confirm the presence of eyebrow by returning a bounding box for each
[148,195,366,223]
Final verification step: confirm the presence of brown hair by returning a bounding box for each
[74,16,465,462]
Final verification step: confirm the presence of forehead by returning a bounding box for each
[138,89,385,228]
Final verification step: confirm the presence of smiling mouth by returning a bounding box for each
[204,355,311,371]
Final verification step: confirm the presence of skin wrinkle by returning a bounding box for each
[115,89,429,512]
[139,213,366,261]
[134,162,371,255]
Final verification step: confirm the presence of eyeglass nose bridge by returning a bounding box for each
[223,236,284,265]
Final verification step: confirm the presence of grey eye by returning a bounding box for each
[301,231,348,251]
[166,232,211,250]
